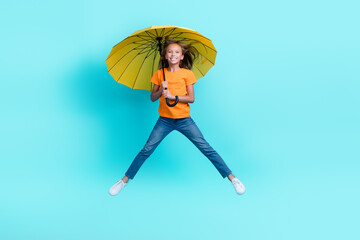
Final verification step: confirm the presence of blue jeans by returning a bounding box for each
[125,117,232,179]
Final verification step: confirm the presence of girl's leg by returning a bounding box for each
[121,176,129,183]
[176,117,232,179]
[124,117,174,180]
[227,174,235,181]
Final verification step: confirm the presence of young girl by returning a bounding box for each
[109,38,245,195]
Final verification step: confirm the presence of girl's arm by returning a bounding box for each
[163,84,195,104]
[151,84,163,102]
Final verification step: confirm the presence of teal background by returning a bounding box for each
[1,0,359,239]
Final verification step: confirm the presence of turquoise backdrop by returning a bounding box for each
[1,0,359,239]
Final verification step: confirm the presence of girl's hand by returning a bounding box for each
[163,90,175,100]
[161,81,168,91]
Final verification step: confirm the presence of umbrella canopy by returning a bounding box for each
[106,25,217,91]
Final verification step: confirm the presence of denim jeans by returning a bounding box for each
[125,116,232,179]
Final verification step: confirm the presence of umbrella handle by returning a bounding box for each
[166,95,179,107]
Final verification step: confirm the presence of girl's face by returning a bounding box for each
[165,43,184,66]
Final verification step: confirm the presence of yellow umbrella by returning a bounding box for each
[106,25,217,92]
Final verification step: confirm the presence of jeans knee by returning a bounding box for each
[195,142,214,155]
[203,148,217,157]
[140,144,155,156]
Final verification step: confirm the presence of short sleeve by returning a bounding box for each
[185,70,197,85]
[151,70,161,86]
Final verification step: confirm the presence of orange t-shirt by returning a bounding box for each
[151,68,197,119]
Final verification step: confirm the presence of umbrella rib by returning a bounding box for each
[131,35,153,40]
[163,28,177,37]
[151,47,160,80]
[169,30,214,42]
[111,35,149,49]
[144,31,157,40]
[159,27,165,37]
[154,28,159,38]
[167,32,184,39]
[116,46,157,83]
[193,64,205,77]
[135,33,156,40]
[107,39,152,61]
[129,39,151,43]
[108,42,156,72]
[135,42,156,52]
[131,47,158,89]
[135,35,154,42]
[115,35,152,47]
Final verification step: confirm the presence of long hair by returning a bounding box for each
[158,37,199,70]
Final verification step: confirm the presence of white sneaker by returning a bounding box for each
[109,180,127,196]
[231,178,245,195]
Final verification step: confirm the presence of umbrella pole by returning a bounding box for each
[157,37,179,107]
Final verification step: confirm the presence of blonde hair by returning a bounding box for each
[158,37,199,70]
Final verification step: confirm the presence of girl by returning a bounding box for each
[109,38,245,195]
